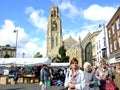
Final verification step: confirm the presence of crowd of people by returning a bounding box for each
[0,57,119,90]
[40,57,120,90]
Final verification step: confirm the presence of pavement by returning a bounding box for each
[0,83,64,90]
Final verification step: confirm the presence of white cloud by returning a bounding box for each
[63,28,89,42]
[83,4,117,21]
[63,30,89,41]
[51,0,82,20]
[0,20,28,46]
[0,19,46,58]
[18,39,46,58]
[25,7,47,31]
[63,22,99,42]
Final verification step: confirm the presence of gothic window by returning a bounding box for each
[54,10,56,17]
[85,43,92,63]
[52,21,57,31]
[51,14,53,17]
[51,11,53,17]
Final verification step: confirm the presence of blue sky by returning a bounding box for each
[0,0,119,58]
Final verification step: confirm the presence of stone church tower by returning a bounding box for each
[46,6,63,59]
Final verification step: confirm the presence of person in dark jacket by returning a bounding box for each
[14,70,18,84]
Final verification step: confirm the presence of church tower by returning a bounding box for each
[46,6,63,59]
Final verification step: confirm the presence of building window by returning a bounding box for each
[99,51,101,59]
[102,48,107,58]
[112,24,115,34]
[114,40,117,50]
[109,38,112,44]
[117,30,120,37]
[116,17,120,30]
[54,10,56,17]
[51,11,53,17]
[118,37,120,48]
[108,29,111,38]
[110,44,112,52]
[97,42,98,50]
[99,40,101,49]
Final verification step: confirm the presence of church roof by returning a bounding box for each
[63,35,78,50]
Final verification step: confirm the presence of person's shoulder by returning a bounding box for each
[41,68,44,71]
[78,69,84,73]
[96,67,101,71]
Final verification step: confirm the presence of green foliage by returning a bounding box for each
[4,52,10,58]
[33,52,42,58]
[57,45,69,63]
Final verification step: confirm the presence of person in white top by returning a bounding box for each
[64,57,86,90]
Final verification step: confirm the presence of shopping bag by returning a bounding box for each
[94,79,99,87]
[41,84,46,90]
[39,81,43,86]
[46,80,51,86]
[105,79,116,90]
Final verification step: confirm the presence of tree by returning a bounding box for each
[4,52,10,58]
[33,52,42,58]
[57,45,69,63]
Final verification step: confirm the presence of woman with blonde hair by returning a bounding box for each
[95,58,112,90]
[64,57,86,90]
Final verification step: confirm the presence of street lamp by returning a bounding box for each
[14,29,18,58]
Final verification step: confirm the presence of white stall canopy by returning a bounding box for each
[50,63,70,67]
[0,58,52,66]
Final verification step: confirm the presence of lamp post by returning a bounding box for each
[14,29,18,58]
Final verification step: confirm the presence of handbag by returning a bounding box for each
[105,79,116,90]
